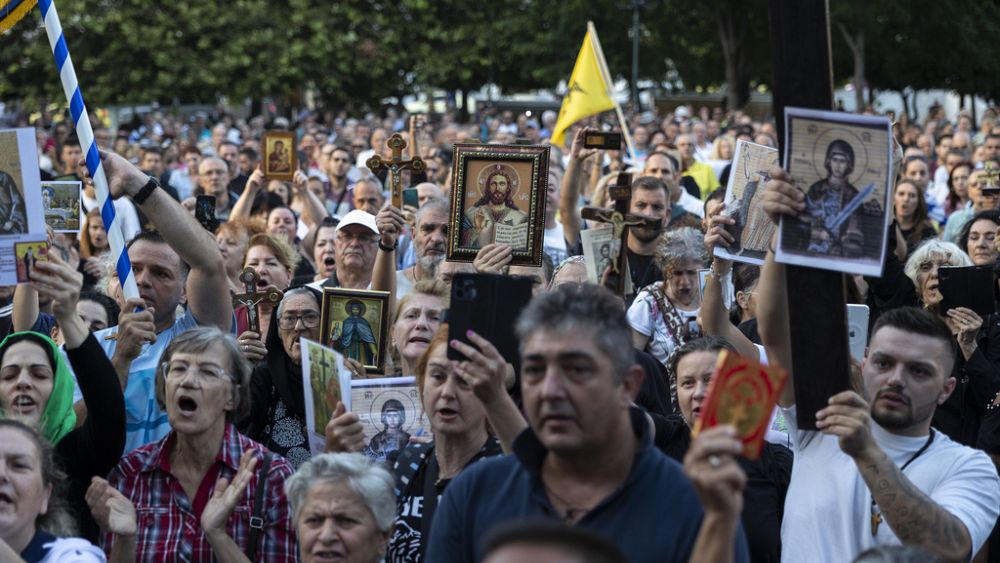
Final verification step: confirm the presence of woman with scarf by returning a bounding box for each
[0,251,125,541]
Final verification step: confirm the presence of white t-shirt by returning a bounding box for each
[543,221,569,266]
[780,405,1000,563]
[81,192,142,242]
[676,190,705,218]
[626,282,699,367]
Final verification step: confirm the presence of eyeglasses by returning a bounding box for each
[336,232,378,244]
[164,361,231,382]
[279,311,321,330]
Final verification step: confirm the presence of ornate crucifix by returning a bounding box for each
[231,267,284,334]
[580,172,662,296]
[981,165,1000,190]
[366,133,427,209]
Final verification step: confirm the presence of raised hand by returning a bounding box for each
[77,150,149,200]
[449,330,508,407]
[237,330,267,364]
[375,205,406,249]
[114,298,157,363]
[570,127,599,161]
[683,425,746,518]
[324,402,365,453]
[946,307,983,360]
[244,167,265,194]
[201,449,259,535]
[28,248,83,322]
[473,243,513,275]
[86,477,137,537]
[816,390,875,459]
[704,202,736,256]
[760,165,806,225]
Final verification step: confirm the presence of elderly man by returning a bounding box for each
[381,197,449,299]
[196,156,239,220]
[353,177,384,216]
[80,149,233,452]
[310,210,379,290]
[426,284,750,563]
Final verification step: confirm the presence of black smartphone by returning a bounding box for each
[446,273,533,364]
[584,131,623,150]
[402,187,419,209]
[195,195,218,231]
[939,265,996,316]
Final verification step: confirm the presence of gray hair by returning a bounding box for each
[277,287,321,318]
[155,326,252,422]
[654,226,709,274]
[903,239,972,287]
[515,283,633,379]
[285,452,396,532]
[414,196,450,227]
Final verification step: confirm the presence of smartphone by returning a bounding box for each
[939,265,996,316]
[195,195,218,231]
[446,273,533,364]
[402,187,419,209]
[584,131,623,150]
[846,304,870,362]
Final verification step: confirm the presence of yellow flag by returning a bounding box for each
[551,29,616,147]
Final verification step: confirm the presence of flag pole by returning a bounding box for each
[588,21,638,161]
[39,0,138,301]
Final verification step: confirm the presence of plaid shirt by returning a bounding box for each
[103,423,299,562]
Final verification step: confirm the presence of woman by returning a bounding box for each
[709,135,734,162]
[0,251,125,542]
[0,420,105,562]
[285,453,396,563]
[627,227,707,370]
[238,233,298,350]
[652,337,791,563]
[390,280,448,376]
[944,161,973,217]
[957,210,1000,267]
[217,217,265,294]
[87,327,297,561]
[326,325,525,562]
[893,179,937,251]
[79,208,109,288]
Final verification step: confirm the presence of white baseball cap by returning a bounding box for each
[335,209,379,235]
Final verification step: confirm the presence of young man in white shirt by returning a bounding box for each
[757,169,1000,563]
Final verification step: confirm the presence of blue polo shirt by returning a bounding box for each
[425,408,750,563]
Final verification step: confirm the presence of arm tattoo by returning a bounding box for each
[858,449,972,562]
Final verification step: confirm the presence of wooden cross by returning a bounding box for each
[580,172,662,296]
[981,165,1000,189]
[231,267,284,334]
[365,133,427,209]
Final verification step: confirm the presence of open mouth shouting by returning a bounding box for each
[8,394,38,416]
[176,395,200,418]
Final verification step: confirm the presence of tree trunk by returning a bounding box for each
[717,10,751,110]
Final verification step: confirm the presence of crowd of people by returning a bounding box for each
[0,99,998,563]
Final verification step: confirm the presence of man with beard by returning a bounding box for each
[758,172,1000,561]
[392,197,449,299]
[461,166,529,249]
[320,144,356,216]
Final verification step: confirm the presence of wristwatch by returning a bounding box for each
[133,176,160,205]
[379,239,398,252]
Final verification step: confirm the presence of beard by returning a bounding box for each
[417,249,445,275]
[869,388,936,431]
[631,226,662,244]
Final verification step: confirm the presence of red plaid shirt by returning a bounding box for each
[102,423,299,562]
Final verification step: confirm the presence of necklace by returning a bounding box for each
[543,482,594,524]
[870,429,935,536]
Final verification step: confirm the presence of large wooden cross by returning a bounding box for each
[366,133,427,209]
[580,172,662,296]
[231,267,284,334]
[769,0,850,430]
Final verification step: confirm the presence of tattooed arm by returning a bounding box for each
[816,390,972,562]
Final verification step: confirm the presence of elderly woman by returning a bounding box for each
[86,327,297,561]
[285,453,396,563]
[390,280,448,375]
[237,233,299,361]
[627,227,708,369]
[0,251,124,541]
[0,420,106,562]
[326,324,525,561]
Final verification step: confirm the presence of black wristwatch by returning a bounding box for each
[379,239,398,252]
[133,176,160,205]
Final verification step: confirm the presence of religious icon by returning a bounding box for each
[0,129,40,235]
[300,339,349,455]
[693,350,788,459]
[320,287,390,374]
[447,143,550,267]
[776,107,893,277]
[262,131,297,181]
[714,140,779,265]
[41,181,82,233]
[15,239,48,284]
[348,376,432,463]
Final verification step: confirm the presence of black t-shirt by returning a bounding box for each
[388,436,503,563]
[635,349,676,417]
[650,413,793,563]
[627,250,662,306]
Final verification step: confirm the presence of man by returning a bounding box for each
[393,197,448,299]
[54,136,84,180]
[352,177,384,216]
[943,169,998,242]
[760,175,1000,562]
[643,151,704,219]
[983,133,1000,163]
[83,149,232,453]
[785,139,881,258]
[138,147,179,201]
[310,210,378,290]
[196,156,238,220]
[320,144,355,216]
[238,146,258,177]
[426,284,750,562]
[677,134,720,199]
[414,181,443,207]
[461,165,529,249]
[692,121,713,161]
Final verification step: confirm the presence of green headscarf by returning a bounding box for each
[0,331,76,444]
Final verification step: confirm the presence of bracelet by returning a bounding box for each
[378,240,398,252]
[132,176,160,205]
